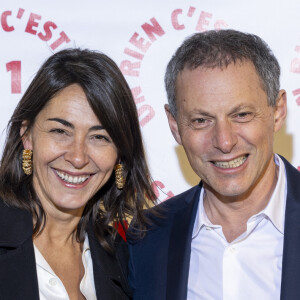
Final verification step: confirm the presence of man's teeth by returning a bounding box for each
[214,156,247,169]
[56,170,90,184]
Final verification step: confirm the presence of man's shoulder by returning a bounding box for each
[280,155,300,198]
[127,184,201,244]
[280,155,300,176]
[280,155,300,183]
[141,184,201,231]
[157,183,202,213]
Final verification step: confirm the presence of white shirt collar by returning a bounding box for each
[34,234,97,300]
[193,154,287,238]
[34,234,91,273]
[255,154,287,234]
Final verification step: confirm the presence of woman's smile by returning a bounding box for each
[23,84,118,212]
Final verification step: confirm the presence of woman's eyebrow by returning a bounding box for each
[47,118,105,131]
[89,125,105,131]
[47,118,73,128]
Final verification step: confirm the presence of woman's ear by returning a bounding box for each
[20,121,33,150]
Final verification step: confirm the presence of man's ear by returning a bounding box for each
[164,104,182,145]
[274,89,287,133]
[20,121,33,150]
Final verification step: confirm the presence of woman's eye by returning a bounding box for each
[50,128,66,134]
[93,135,110,142]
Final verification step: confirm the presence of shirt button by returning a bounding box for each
[205,226,212,231]
[228,246,236,254]
[49,278,58,286]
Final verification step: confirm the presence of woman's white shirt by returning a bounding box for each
[34,235,97,300]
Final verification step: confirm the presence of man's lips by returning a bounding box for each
[211,155,248,169]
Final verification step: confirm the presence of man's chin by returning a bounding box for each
[203,181,252,202]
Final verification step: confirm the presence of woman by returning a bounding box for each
[0,48,155,299]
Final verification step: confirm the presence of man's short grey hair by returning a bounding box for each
[165,29,281,117]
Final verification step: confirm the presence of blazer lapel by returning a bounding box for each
[88,225,132,300]
[166,184,202,300]
[280,158,300,300]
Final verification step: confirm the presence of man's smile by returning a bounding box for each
[212,155,248,169]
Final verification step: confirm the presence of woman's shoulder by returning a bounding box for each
[0,198,32,245]
[0,197,31,218]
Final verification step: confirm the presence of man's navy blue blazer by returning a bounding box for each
[127,156,300,300]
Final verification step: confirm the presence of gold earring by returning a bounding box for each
[115,163,125,189]
[22,149,32,175]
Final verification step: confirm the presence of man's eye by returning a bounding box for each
[234,112,254,122]
[190,118,212,129]
[238,112,250,117]
[194,118,207,124]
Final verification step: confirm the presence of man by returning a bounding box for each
[127,29,300,300]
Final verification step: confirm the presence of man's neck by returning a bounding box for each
[203,163,279,243]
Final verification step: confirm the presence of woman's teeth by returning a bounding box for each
[56,170,90,184]
[214,155,247,169]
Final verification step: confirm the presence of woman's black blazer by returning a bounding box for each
[0,199,132,300]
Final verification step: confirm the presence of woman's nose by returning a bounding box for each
[64,138,89,169]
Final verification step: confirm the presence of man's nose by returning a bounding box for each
[212,120,238,153]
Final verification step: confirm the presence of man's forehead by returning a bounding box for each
[174,61,269,115]
[175,61,266,96]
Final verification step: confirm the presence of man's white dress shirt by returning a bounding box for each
[187,155,287,300]
[34,235,97,300]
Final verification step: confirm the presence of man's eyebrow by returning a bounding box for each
[47,118,105,131]
[187,104,256,117]
[188,109,213,117]
[229,104,255,114]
